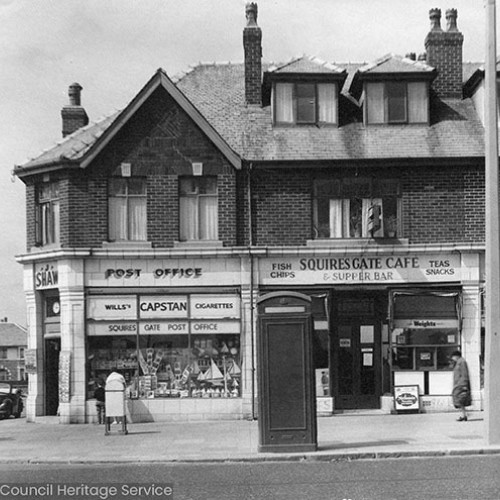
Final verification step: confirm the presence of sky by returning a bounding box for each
[0,0,492,326]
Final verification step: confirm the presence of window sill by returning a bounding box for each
[307,238,409,248]
[30,243,61,253]
[174,240,223,249]
[102,241,152,249]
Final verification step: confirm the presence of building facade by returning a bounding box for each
[15,4,487,423]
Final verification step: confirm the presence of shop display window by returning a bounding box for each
[391,328,459,371]
[134,333,241,398]
[87,335,138,399]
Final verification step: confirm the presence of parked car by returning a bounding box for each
[0,383,24,419]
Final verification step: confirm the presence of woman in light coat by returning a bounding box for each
[451,350,471,421]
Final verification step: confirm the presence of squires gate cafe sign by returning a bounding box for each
[259,253,461,285]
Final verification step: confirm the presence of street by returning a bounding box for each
[1,455,499,500]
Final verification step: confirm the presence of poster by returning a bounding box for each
[394,385,420,412]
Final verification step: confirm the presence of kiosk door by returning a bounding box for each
[336,321,381,409]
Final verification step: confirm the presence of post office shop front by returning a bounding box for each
[86,292,243,421]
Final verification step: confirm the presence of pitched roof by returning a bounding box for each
[358,53,435,75]
[268,55,345,74]
[177,63,484,162]
[16,59,486,172]
[0,324,27,347]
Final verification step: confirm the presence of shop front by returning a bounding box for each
[22,253,254,423]
[258,249,482,413]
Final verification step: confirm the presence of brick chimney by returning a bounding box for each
[61,83,89,137]
[424,8,464,98]
[243,2,262,106]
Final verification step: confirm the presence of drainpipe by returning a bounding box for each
[247,162,256,419]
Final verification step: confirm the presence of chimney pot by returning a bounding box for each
[245,2,258,27]
[446,8,458,31]
[62,83,89,137]
[417,52,427,61]
[405,52,417,61]
[429,8,442,31]
[68,82,83,106]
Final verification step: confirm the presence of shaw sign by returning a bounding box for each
[34,262,58,290]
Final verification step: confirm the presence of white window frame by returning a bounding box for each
[108,178,147,242]
[273,82,338,125]
[179,176,218,242]
[365,81,429,125]
[36,182,60,246]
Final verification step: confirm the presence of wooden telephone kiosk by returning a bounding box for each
[257,292,317,453]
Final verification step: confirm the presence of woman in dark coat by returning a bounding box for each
[451,350,471,421]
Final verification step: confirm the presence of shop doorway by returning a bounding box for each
[45,338,60,415]
[332,294,383,409]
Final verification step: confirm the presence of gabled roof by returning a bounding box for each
[15,68,241,176]
[267,55,345,75]
[0,324,27,347]
[357,53,435,76]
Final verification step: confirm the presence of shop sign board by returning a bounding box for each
[139,296,188,319]
[85,258,242,287]
[24,349,37,373]
[87,322,137,336]
[87,296,137,320]
[191,320,241,334]
[190,295,240,319]
[259,253,461,285]
[34,262,58,290]
[138,321,189,334]
[394,385,420,412]
[393,319,459,329]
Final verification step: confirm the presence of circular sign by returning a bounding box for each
[52,301,60,315]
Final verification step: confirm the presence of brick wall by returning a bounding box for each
[251,165,485,247]
[252,169,312,245]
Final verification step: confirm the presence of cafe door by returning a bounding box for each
[45,338,60,415]
[335,321,381,409]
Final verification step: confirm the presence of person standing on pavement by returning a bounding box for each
[94,380,105,424]
[451,350,471,421]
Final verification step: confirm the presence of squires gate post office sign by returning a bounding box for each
[259,253,461,285]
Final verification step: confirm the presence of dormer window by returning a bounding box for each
[274,82,338,125]
[365,81,429,124]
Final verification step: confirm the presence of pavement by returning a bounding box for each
[1,411,499,464]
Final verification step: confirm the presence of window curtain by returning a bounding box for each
[366,83,384,124]
[275,83,294,123]
[109,197,128,241]
[179,196,198,241]
[318,84,337,123]
[408,82,428,123]
[199,196,218,240]
[128,197,147,240]
[52,200,60,244]
[329,199,343,238]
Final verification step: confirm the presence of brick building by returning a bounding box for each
[15,4,487,423]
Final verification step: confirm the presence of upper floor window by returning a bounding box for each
[19,347,25,359]
[365,81,428,124]
[274,82,337,125]
[0,348,7,360]
[313,177,401,239]
[179,177,218,241]
[36,182,59,246]
[108,178,147,241]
